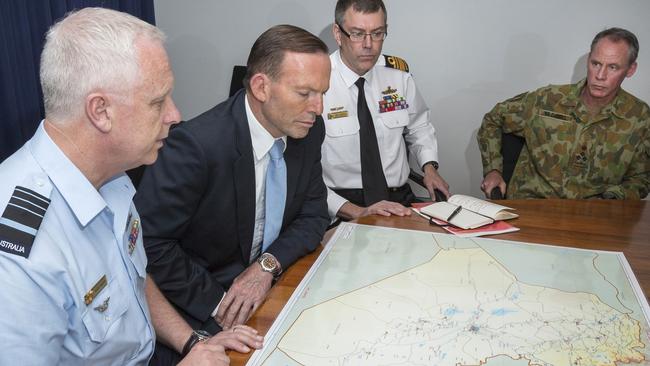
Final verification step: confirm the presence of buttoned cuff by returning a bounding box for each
[326,187,348,219]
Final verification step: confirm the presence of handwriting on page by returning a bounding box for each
[449,195,507,218]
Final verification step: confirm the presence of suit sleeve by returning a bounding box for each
[266,121,329,269]
[135,127,223,322]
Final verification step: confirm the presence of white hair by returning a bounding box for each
[40,7,166,121]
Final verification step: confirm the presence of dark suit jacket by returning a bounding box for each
[134,90,329,332]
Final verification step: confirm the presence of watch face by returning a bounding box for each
[261,256,277,271]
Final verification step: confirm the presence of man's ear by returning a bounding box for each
[86,92,112,133]
[333,23,342,47]
[625,61,638,78]
[249,73,271,103]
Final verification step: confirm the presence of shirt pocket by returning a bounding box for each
[324,115,359,137]
[81,277,128,343]
[377,109,409,130]
[323,116,361,165]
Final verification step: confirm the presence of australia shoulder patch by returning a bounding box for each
[384,55,409,73]
[0,186,51,258]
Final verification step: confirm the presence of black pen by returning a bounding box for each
[446,205,462,222]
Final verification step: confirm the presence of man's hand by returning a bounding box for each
[208,325,264,354]
[480,170,506,198]
[423,164,450,200]
[178,343,229,366]
[337,200,412,220]
[215,263,273,330]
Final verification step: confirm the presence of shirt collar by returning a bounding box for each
[332,49,379,89]
[29,121,135,227]
[244,95,287,161]
[565,78,634,119]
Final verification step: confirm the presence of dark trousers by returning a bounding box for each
[333,183,416,208]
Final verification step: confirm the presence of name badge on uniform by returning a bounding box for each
[541,110,572,121]
[378,86,408,113]
[128,219,139,255]
[327,106,349,120]
[84,274,107,305]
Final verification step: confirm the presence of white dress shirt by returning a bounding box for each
[321,50,439,217]
[211,95,287,317]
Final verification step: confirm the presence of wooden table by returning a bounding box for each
[230,199,650,365]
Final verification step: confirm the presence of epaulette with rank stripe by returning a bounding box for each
[384,54,409,72]
[0,186,50,258]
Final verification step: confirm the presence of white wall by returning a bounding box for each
[155,0,650,198]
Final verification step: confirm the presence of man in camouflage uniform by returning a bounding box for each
[478,27,650,199]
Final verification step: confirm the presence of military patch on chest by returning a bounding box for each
[327,106,349,120]
[384,55,409,72]
[541,110,572,121]
[378,87,409,113]
[0,186,51,258]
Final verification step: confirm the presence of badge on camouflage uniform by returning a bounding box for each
[541,110,572,121]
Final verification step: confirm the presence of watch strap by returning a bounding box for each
[422,161,439,170]
[181,330,211,357]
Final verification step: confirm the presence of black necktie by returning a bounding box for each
[355,77,388,205]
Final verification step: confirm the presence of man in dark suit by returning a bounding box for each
[134,24,331,362]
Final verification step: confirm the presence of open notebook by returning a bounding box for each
[420,194,518,230]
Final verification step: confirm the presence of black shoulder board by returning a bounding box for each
[0,186,51,258]
[384,55,409,72]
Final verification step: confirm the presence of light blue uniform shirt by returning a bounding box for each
[0,122,155,365]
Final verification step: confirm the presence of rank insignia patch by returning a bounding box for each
[0,186,50,258]
[384,55,409,72]
[128,219,139,255]
[327,106,349,120]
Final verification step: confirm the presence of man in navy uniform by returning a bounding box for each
[321,0,450,221]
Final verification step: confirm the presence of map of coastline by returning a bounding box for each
[248,223,650,366]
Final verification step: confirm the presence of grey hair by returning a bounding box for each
[590,27,639,66]
[40,7,165,121]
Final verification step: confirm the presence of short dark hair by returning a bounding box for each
[591,27,639,65]
[335,0,387,26]
[244,24,328,89]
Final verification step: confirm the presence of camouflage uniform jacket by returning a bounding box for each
[477,79,650,199]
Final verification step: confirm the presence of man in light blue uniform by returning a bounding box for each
[0,7,261,365]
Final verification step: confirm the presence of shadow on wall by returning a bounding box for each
[571,53,589,83]
[318,23,338,53]
[167,33,223,121]
[428,33,550,196]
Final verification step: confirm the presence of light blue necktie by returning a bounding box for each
[262,139,286,251]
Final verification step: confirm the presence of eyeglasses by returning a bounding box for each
[336,22,387,42]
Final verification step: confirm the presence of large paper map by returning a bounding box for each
[247,223,650,366]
